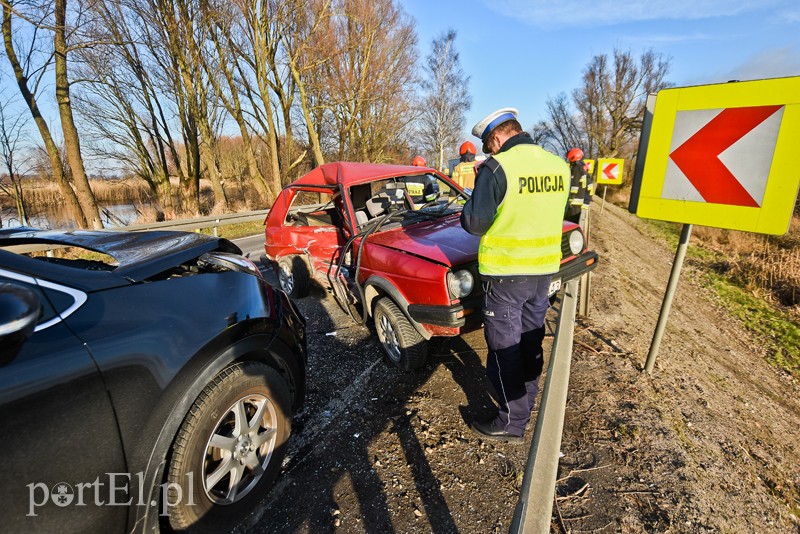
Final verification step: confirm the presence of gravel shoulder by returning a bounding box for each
[243,200,800,533]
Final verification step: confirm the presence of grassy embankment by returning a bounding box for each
[642,216,800,380]
[603,182,800,380]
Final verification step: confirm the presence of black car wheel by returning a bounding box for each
[373,297,427,371]
[277,255,310,298]
[165,361,292,532]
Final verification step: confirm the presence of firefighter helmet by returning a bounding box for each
[412,156,426,167]
[567,148,584,162]
[459,141,476,156]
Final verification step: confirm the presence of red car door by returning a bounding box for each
[267,187,345,275]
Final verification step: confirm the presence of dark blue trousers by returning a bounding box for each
[482,275,550,436]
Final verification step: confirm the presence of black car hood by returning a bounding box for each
[0,228,240,287]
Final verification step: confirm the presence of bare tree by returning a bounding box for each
[418,29,470,170]
[74,0,173,220]
[0,95,31,226]
[537,92,589,158]
[283,0,333,169]
[573,48,671,162]
[197,0,272,204]
[1,0,89,227]
[321,0,418,162]
[535,48,670,177]
[223,0,289,196]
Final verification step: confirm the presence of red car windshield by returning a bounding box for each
[348,174,467,229]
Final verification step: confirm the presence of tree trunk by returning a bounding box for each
[200,141,228,213]
[290,59,325,167]
[12,177,29,226]
[54,0,102,229]
[182,118,201,216]
[205,29,271,204]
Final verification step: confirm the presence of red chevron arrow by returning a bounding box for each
[669,105,783,207]
[602,163,618,181]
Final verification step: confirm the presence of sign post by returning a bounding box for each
[630,76,800,373]
[644,223,692,373]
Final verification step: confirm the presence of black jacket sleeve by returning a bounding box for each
[460,158,506,236]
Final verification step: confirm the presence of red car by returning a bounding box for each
[263,162,597,371]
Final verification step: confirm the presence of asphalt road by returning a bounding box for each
[232,233,406,518]
[233,234,266,261]
[231,230,529,533]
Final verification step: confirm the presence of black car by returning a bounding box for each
[0,228,306,533]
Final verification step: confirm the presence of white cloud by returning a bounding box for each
[483,0,788,28]
[683,46,800,85]
[722,46,800,81]
[621,32,715,44]
[777,8,800,23]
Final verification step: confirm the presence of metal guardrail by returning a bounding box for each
[122,209,270,234]
[511,277,579,534]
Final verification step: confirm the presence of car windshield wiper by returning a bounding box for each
[417,196,463,217]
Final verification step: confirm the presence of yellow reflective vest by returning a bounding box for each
[479,145,569,276]
[452,161,477,189]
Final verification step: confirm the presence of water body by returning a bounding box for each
[1,203,144,230]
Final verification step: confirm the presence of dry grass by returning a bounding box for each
[1,176,262,225]
[693,220,800,308]
[600,186,800,310]
[1,176,154,208]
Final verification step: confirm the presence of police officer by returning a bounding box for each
[461,108,569,443]
[565,147,591,225]
[452,141,478,189]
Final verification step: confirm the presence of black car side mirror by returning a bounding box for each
[0,283,40,366]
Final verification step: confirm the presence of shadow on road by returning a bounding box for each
[245,266,494,532]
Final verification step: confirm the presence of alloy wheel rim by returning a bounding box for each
[279,264,294,294]
[379,314,401,362]
[202,394,278,505]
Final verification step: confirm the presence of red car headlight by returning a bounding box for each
[447,269,474,299]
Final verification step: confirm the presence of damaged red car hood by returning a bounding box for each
[364,216,479,267]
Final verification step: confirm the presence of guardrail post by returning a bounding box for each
[510,277,579,534]
[578,210,591,317]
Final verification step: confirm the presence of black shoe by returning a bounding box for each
[470,420,524,443]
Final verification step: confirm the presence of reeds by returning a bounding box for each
[0,177,154,208]
[694,221,800,309]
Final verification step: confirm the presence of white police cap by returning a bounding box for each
[471,107,519,144]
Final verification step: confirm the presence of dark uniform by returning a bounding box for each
[461,132,569,438]
[566,159,591,224]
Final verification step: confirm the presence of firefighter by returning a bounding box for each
[565,148,592,225]
[412,155,427,167]
[452,141,478,189]
[461,107,569,442]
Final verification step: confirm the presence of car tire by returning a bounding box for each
[277,255,310,298]
[373,297,428,371]
[165,361,292,533]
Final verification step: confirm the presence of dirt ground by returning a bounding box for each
[242,200,800,533]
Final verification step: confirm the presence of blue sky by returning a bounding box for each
[2,0,799,155]
[401,0,800,137]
